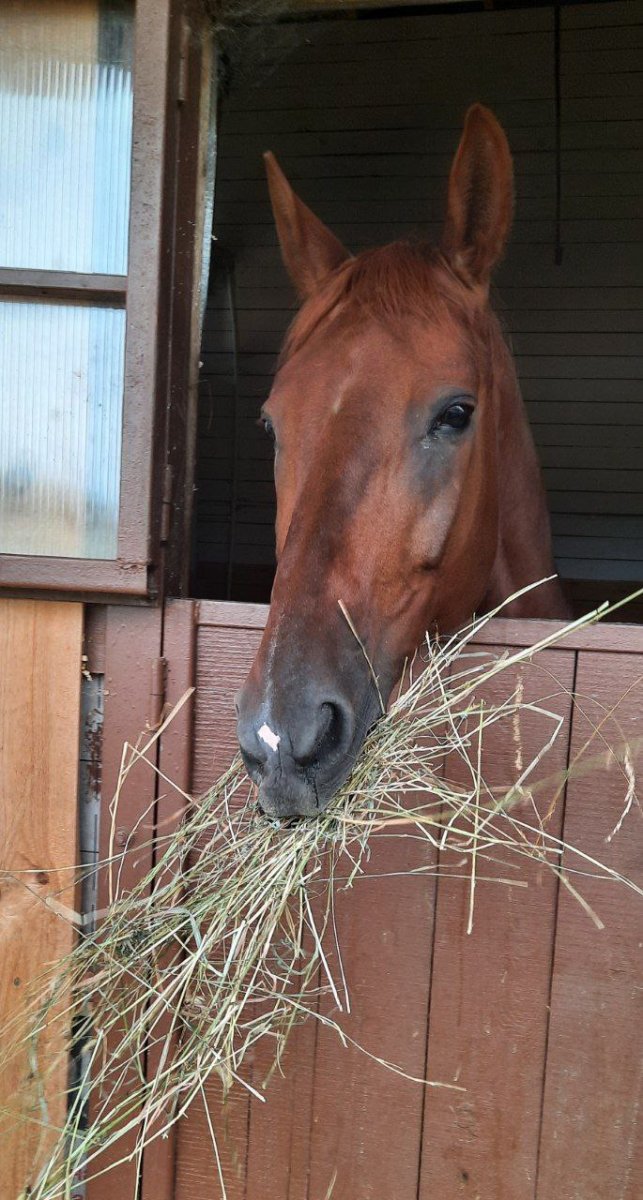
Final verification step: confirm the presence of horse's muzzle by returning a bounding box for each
[236,690,361,818]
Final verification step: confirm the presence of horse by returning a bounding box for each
[236,104,569,819]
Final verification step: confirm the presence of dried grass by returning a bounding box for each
[1,586,642,1199]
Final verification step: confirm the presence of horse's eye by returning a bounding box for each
[261,416,276,442]
[434,402,474,433]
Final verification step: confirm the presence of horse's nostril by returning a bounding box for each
[321,700,345,752]
[237,736,265,784]
[304,698,351,769]
[294,701,334,767]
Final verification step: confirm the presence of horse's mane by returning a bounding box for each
[281,241,483,363]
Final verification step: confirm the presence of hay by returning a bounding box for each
[1,586,642,1199]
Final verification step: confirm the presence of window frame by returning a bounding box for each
[0,0,179,599]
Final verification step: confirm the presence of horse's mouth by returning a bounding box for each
[252,708,381,821]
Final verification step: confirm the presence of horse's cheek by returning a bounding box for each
[416,475,463,569]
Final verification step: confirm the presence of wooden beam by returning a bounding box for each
[288,1,464,8]
[0,268,127,304]
[0,599,83,1199]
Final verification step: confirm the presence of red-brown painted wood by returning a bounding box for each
[197,601,643,653]
[244,994,319,1200]
[173,623,262,1199]
[308,834,438,1200]
[88,605,163,1200]
[163,606,643,1200]
[536,650,643,1200]
[419,649,576,1200]
[141,600,197,1200]
[192,623,262,794]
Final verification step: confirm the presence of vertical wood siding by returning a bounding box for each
[169,603,643,1200]
[0,600,82,1198]
[195,0,643,595]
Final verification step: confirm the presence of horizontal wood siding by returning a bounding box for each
[195,0,643,594]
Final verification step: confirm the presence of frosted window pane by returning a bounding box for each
[0,302,125,558]
[0,1,133,274]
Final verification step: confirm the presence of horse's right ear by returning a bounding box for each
[441,104,514,288]
[264,151,350,301]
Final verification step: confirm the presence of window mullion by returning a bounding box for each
[0,269,127,304]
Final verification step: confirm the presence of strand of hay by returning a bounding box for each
[1,588,642,1198]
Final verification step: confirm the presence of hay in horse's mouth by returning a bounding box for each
[3,586,641,1200]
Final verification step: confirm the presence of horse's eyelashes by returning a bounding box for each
[260,416,276,442]
[430,402,474,436]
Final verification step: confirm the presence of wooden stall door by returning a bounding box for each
[93,602,643,1200]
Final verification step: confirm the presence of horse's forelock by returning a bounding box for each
[280,241,480,364]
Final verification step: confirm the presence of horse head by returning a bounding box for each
[236,104,564,818]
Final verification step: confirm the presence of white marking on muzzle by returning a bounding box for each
[258,723,280,753]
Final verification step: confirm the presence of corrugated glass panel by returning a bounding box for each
[0,1,133,274]
[0,301,125,558]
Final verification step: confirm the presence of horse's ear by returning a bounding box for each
[264,151,350,300]
[441,104,513,287]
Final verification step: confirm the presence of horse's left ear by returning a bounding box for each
[441,104,514,287]
[264,151,350,300]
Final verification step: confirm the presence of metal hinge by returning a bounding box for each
[160,463,173,545]
[150,656,167,728]
[177,16,190,105]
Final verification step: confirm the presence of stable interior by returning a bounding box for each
[191,1,643,620]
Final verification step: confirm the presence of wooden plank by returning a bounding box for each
[216,216,643,248]
[307,833,438,1200]
[525,385,643,408]
[215,170,642,202]
[230,242,643,286]
[562,25,643,51]
[516,356,643,381]
[554,536,643,561]
[562,46,643,74]
[87,604,163,1200]
[243,1000,318,1200]
[140,600,197,1200]
[286,4,552,39]
[195,603,643,654]
[551,513,643,537]
[220,118,557,160]
[536,650,643,1200]
[0,267,126,301]
[547,492,643,517]
[223,99,558,137]
[542,468,643,492]
[541,447,642,471]
[556,558,643,582]
[208,376,643,410]
[419,647,576,1199]
[206,304,643,342]
[0,599,82,1199]
[512,332,643,357]
[173,622,262,1200]
[286,3,550,38]
[530,424,643,447]
[563,0,642,27]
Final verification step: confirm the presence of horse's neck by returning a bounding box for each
[484,334,571,620]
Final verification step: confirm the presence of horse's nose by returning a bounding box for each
[236,694,354,818]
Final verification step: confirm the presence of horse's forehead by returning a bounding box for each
[275,317,474,415]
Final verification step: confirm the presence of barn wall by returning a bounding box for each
[195,0,643,599]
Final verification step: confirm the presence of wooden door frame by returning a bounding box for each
[87,599,196,1200]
